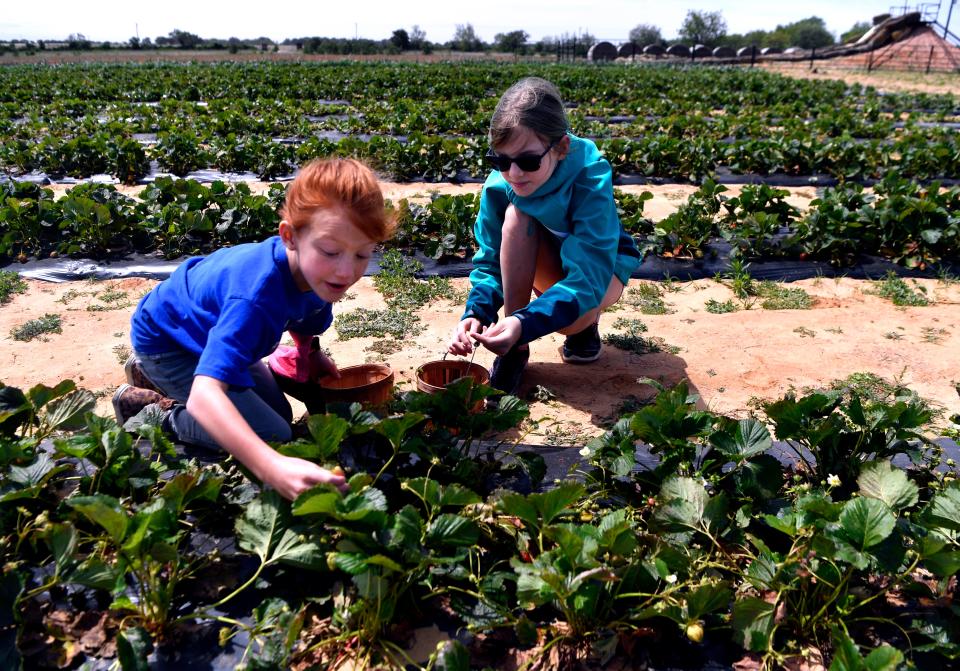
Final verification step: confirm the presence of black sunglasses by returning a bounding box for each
[484,137,559,173]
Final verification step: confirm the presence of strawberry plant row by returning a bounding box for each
[4,95,950,146]
[1,62,955,117]
[3,126,957,186]
[1,375,957,669]
[1,62,956,184]
[3,176,957,269]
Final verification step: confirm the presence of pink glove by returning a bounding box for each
[268,333,316,383]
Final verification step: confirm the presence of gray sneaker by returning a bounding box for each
[561,323,602,364]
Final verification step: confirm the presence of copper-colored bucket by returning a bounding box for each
[415,360,489,394]
[317,363,395,406]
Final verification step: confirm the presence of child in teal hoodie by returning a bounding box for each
[448,77,641,396]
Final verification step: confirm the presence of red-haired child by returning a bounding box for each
[115,158,395,499]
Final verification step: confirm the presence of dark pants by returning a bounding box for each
[135,348,293,449]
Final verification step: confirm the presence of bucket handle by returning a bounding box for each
[441,338,480,368]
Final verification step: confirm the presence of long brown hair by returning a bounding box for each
[489,77,569,149]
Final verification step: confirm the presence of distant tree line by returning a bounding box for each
[629,11,876,50]
[1,13,879,58]
[288,24,592,56]
[0,30,278,54]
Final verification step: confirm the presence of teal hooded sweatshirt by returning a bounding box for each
[462,134,641,344]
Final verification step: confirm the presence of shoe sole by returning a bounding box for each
[561,350,602,364]
[112,383,132,425]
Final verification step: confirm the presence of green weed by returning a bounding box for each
[922,327,949,344]
[56,288,84,305]
[793,326,816,338]
[335,307,419,340]
[0,270,27,305]
[365,339,404,358]
[722,258,755,299]
[754,281,813,310]
[603,318,680,355]
[660,273,684,293]
[717,261,811,310]
[624,283,672,315]
[374,249,457,310]
[11,313,62,341]
[112,343,132,364]
[87,288,131,311]
[870,271,930,306]
[705,298,738,314]
[820,371,938,419]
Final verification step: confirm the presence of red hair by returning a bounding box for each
[280,158,395,242]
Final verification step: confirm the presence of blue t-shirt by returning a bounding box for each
[131,236,333,388]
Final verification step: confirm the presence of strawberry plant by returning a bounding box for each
[152,131,208,177]
[107,136,150,185]
[762,388,934,490]
[0,184,59,258]
[650,178,726,258]
[65,471,222,640]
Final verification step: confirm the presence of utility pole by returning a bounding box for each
[945,0,956,39]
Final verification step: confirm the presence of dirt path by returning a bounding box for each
[763,62,960,97]
[3,271,958,446]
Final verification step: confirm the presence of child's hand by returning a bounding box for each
[264,454,349,499]
[473,316,521,355]
[449,317,484,356]
[310,348,340,380]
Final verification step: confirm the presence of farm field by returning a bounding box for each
[4,180,960,443]
[1,60,959,670]
[3,269,960,445]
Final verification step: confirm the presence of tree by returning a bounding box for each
[629,23,663,46]
[493,30,528,53]
[391,29,411,50]
[409,25,427,50]
[67,33,92,50]
[678,10,727,46]
[168,29,202,49]
[129,36,141,50]
[451,23,484,51]
[841,21,872,43]
[777,17,834,49]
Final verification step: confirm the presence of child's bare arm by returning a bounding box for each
[186,375,347,499]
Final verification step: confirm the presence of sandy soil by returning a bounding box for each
[760,62,960,96]
[3,262,958,446]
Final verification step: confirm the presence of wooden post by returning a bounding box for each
[867,49,873,72]
[926,44,935,74]
[810,46,816,70]
[751,45,756,67]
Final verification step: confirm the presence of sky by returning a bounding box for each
[0,1,935,44]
